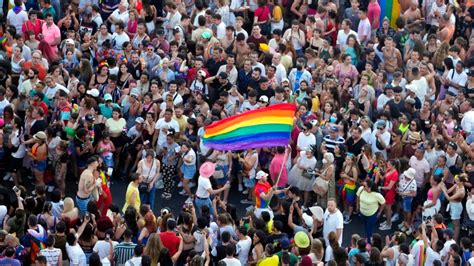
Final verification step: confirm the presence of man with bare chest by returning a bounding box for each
[76,156,100,217]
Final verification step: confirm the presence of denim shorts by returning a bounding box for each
[402,197,413,212]
[449,202,463,220]
[244,177,255,188]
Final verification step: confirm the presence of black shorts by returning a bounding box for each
[9,157,23,172]
[110,136,125,148]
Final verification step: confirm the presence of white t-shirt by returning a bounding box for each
[7,9,28,32]
[357,18,371,44]
[408,156,430,188]
[410,77,429,101]
[221,257,242,266]
[239,101,259,112]
[10,129,26,159]
[336,29,358,48]
[0,99,10,116]
[93,240,118,260]
[125,257,142,266]
[440,239,456,264]
[322,209,344,247]
[110,10,129,32]
[446,69,468,95]
[45,84,68,100]
[369,130,391,159]
[424,246,441,266]
[111,32,130,50]
[236,237,252,266]
[0,206,7,227]
[297,132,316,151]
[154,118,180,147]
[66,243,87,266]
[183,149,197,165]
[198,127,210,155]
[196,176,212,198]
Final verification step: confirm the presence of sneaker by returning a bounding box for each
[240,199,253,204]
[238,184,243,192]
[379,224,391,231]
[178,182,183,188]
[189,182,195,188]
[397,223,404,229]
[185,197,194,204]
[391,213,400,222]
[3,173,11,181]
[379,221,388,227]
[344,216,352,224]
[405,228,413,235]
[179,190,186,195]
[242,190,249,195]
[400,225,407,232]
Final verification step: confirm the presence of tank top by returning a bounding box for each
[141,159,157,184]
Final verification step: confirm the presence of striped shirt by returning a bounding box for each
[114,242,136,266]
[323,135,345,153]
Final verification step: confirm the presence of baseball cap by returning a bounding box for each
[259,95,269,103]
[65,38,75,45]
[104,93,112,101]
[135,117,145,124]
[255,170,268,180]
[87,89,100,97]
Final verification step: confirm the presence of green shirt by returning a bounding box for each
[276,251,298,266]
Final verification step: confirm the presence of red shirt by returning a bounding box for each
[159,231,181,256]
[367,2,381,29]
[383,170,399,201]
[22,19,43,40]
[254,181,272,208]
[254,6,270,22]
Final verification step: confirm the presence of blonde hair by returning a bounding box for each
[63,197,75,212]
[144,233,163,265]
[311,238,324,260]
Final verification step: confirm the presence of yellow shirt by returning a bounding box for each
[356,187,385,216]
[311,96,320,113]
[258,255,279,266]
[123,182,140,213]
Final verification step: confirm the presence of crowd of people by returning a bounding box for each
[0,0,473,264]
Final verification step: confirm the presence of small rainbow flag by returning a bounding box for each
[203,103,296,151]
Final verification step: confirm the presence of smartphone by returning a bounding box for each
[13,186,20,194]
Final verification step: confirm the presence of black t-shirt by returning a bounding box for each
[346,137,366,157]
[30,119,48,136]
[256,87,275,99]
[74,138,90,162]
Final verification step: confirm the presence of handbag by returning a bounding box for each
[302,168,315,179]
[312,177,329,196]
[139,160,155,193]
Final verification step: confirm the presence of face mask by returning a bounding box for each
[322,158,328,164]
[329,117,337,123]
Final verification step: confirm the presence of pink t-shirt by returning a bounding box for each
[42,23,60,53]
[357,18,372,44]
[367,2,381,29]
[269,153,288,187]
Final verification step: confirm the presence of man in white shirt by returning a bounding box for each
[236,227,252,265]
[213,13,226,39]
[163,2,182,41]
[44,76,69,102]
[271,53,287,84]
[7,0,28,32]
[409,147,431,188]
[419,223,443,266]
[111,22,130,51]
[125,246,143,266]
[376,86,394,112]
[369,120,391,159]
[93,229,118,260]
[444,61,467,96]
[357,8,371,45]
[195,162,230,215]
[66,233,87,266]
[220,244,241,266]
[321,199,343,262]
[108,1,129,32]
[0,88,10,117]
[162,80,183,106]
[336,19,358,49]
[153,108,180,149]
[461,97,474,144]
[440,228,456,264]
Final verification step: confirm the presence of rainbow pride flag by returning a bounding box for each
[380,0,401,28]
[203,103,296,150]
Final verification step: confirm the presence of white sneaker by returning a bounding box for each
[3,173,11,181]
[178,182,183,188]
[189,182,195,188]
[379,224,391,231]
[380,221,388,227]
[238,184,243,192]
[391,213,400,222]
[242,190,248,195]
[179,190,186,195]
[405,228,413,235]
[398,223,405,229]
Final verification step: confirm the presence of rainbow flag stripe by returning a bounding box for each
[380,0,401,28]
[203,103,296,150]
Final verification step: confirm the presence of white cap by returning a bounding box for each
[255,170,268,180]
[259,95,269,103]
[86,89,99,97]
